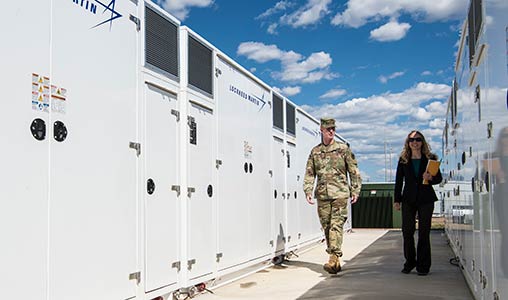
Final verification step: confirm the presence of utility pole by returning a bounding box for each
[389,144,393,181]
[384,141,387,181]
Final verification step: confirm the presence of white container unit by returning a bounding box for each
[272,93,288,258]
[285,101,300,251]
[141,4,182,297]
[443,0,508,299]
[0,2,51,299]
[1,1,140,299]
[295,109,327,246]
[1,1,332,299]
[215,54,273,273]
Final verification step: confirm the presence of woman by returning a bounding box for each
[394,130,442,276]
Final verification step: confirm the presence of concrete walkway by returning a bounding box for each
[196,229,473,300]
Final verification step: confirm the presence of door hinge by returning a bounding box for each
[171,109,180,122]
[187,259,196,270]
[129,271,141,284]
[216,253,223,262]
[187,187,196,198]
[216,159,222,169]
[171,185,181,196]
[129,15,140,31]
[172,261,181,271]
[129,142,141,156]
[487,122,493,138]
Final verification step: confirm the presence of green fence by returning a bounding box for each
[352,183,401,228]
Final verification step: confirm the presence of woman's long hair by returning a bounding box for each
[399,130,436,164]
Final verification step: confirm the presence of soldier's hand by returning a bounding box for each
[351,195,358,204]
[306,194,315,205]
[394,202,401,211]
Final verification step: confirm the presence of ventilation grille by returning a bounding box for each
[286,103,295,135]
[273,94,284,130]
[145,6,179,77]
[188,36,213,95]
[467,0,483,68]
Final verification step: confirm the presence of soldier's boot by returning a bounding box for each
[323,254,341,274]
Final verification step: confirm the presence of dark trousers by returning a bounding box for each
[401,201,434,272]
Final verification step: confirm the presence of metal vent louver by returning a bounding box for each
[273,94,284,130]
[145,6,179,77]
[188,36,213,95]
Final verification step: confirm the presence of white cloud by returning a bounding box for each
[425,101,447,116]
[273,86,302,96]
[429,118,446,128]
[267,23,279,35]
[331,0,467,28]
[421,70,432,76]
[301,82,450,181]
[412,107,432,121]
[370,20,411,42]
[237,42,291,63]
[256,1,293,19]
[157,0,214,20]
[319,88,347,99]
[378,71,405,83]
[280,0,332,28]
[237,42,338,84]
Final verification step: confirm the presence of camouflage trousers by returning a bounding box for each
[317,198,348,257]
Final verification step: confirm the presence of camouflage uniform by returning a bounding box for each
[303,119,362,258]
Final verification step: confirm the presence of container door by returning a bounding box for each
[0,2,50,299]
[216,58,250,270]
[216,55,272,269]
[49,1,138,299]
[245,97,271,260]
[286,142,299,248]
[187,101,217,282]
[296,113,322,243]
[144,83,180,292]
[272,136,287,254]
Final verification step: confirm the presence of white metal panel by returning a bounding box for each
[0,2,50,299]
[216,56,272,269]
[245,96,272,261]
[296,111,323,243]
[187,100,217,282]
[477,2,508,297]
[444,1,508,299]
[144,83,180,292]
[272,136,287,254]
[49,1,138,299]
[286,142,300,248]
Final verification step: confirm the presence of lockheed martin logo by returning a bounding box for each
[73,0,122,29]
[229,85,267,112]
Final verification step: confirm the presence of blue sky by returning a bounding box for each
[154,0,470,182]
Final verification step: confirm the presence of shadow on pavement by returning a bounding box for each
[295,230,473,300]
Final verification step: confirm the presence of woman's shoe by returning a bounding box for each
[401,265,415,274]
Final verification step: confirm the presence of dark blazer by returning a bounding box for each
[394,155,442,204]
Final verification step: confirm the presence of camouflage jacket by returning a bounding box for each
[303,141,362,200]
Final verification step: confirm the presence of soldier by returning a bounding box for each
[303,118,362,274]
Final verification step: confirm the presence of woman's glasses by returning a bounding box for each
[408,137,423,142]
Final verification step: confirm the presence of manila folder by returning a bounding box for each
[423,160,440,184]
